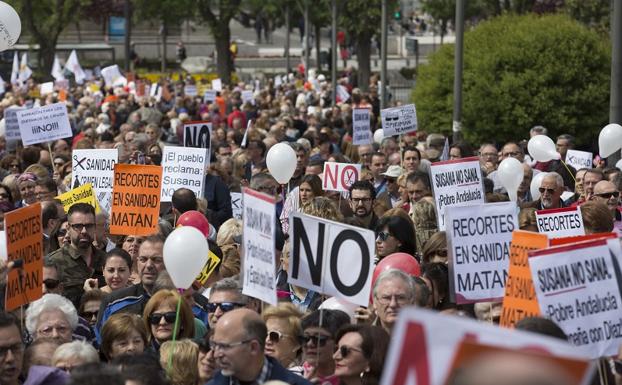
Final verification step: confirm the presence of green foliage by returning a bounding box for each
[563,0,610,34]
[412,14,610,146]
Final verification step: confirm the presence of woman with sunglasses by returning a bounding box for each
[374,215,416,261]
[261,303,304,373]
[420,231,448,267]
[47,215,69,254]
[142,289,195,355]
[333,324,390,385]
[100,313,149,360]
[197,332,217,384]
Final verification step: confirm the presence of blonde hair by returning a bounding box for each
[159,340,199,385]
[217,218,243,246]
[261,303,303,340]
[142,290,195,342]
[24,164,49,180]
[301,197,343,222]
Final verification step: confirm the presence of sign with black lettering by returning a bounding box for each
[231,192,242,219]
[17,102,73,146]
[529,237,622,358]
[161,146,207,202]
[352,108,372,146]
[430,157,485,230]
[447,202,518,304]
[183,121,212,150]
[72,149,118,213]
[566,150,592,171]
[536,206,585,238]
[289,212,375,306]
[380,104,417,137]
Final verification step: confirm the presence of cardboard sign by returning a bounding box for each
[380,308,591,385]
[17,102,73,146]
[184,85,197,97]
[430,157,485,230]
[161,146,207,202]
[446,202,518,303]
[231,192,242,220]
[195,250,221,286]
[4,106,24,142]
[289,212,375,306]
[242,188,277,305]
[4,203,43,311]
[529,238,622,358]
[380,104,417,137]
[183,121,212,150]
[241,90,254,105]
[211,78,222,91]
[352,108,372,145]
[536,206,585,238]
[565,150,592,171]
[203,90,217,103]
[322,162,361,192]
[499,230,548,328]
[72,149,118,213]
[110,164,162,236]
[55,184,101,214]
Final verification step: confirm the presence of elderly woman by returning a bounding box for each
[216,218,242,278]
[16,172,37,208]
[143,289,195,353]
[160,340,200,385]
[333,325,390,385]
[262,303,304,372]
[25,293,78,344]
[52,340,99,373]
[100,313,148,360]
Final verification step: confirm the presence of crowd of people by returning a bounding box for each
[0,67,618,385]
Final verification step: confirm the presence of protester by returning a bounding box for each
[52,341,99,373]
[0,311,24,385]
[84,248,132,294]
[372,269,417,333]
[25,294,77,344]
[261,303,303,372]
[100,313,148,360]
[159,340,199,385]
[332,325,389,385]
[374,215,416,261]
[142,289,195,353]
[198,336,217,385]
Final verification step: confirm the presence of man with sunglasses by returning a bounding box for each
[376,165,402,209]
[48,203,105,308]
[207,277,249,329]
[521,172,565,210]
[593,180,622,236]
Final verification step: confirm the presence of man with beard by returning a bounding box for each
[48,203,105,308]
[521,172,565,210]
[347,180,378,230]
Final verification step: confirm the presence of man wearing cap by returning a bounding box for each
[377,165,403,209]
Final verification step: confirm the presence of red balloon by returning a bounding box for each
[372,252,421,289]
[176,211,210,238]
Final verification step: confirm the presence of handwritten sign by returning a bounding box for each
[203,90,217,103]
[17,102,73,146]
[352,108,372,145]
[231,192,242,220]
[565,150,592,171]
[380,104,417,137]
[72,149,117,213]
[536,206,585,238]
[195,250,221,286]
[161,146,207,202]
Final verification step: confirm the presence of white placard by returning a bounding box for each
[242,188,277,305]
[322,162,361,192]
[39,82,54,96]
[231,192,242,220]
[17,102,73,146]
[430,157,485,230]
[380,308,591,385]
[336,85,350,102]
[101,64,127,88]
[4,107,24,141]
[211,78,222,91]
[529,237,622,358]
[241,90,254,105]
[72,149,118,213]
[274,75,283,87]
[289,212,375,306]
[161,146,207,202]
[352,108,372,145]
[380,104,417,137]
[184,85,197,97]
[566,150,593,171]
[183,121,212,151]
[535,206,585,238]
[203,90,217,103]
[446,202,518,303]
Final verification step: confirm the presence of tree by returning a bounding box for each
[196,0,242,85]
[412,14,610,147]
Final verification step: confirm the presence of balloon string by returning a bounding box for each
[168,293,183,372]
[560,160,576,184]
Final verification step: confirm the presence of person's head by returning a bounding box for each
[17,172,37,204]
[300,309,350,369]
[292,142,309,176]
[101,313,148,360]
[381,165,403,195]
[555,134,574,159]
[198,334,217,384]
[583,169,604,197]
[369,152,387,180]
[0,311,23,385]
[500,142,524,163]
[136,234,166,292]
[142,289,194,345]
[22,338,61,375]
[53,140,71,157]
[478,143,498,166]
[246,139,266,163]
[375,215,416,258]
[25,294,77,343]
[422,262,449,310]
[35,178,57,202]
[357,144,374,167]
[171,188,197,216]
[78,289,104,327]
[261,303,303,368]
[208,277,248,328]
[43,259,64,295]
[299,174,323,206]
[67,203,96,251]
[401,146,421,173]
[449,142,473,160]
[120,234,145,261]
[333,325,389,384]
[373,269,416,331]
[159,340,199,385]
[575,168,588,197]
[593,180,619,213]
[52,341,99,373]
[40,200,59,236]
[346,180,374,219]
[211,308,267,382]
[144,124,161,144]
[580,200,614,234]
[67,363,125,385]
[380,137,398,157]
[0,183,13,204]
[406,171,431,204]
[421,231,448,266]
[539,172,564,209]
[103,248,132,291]
[515,317,567,340]
[250,173,280,199]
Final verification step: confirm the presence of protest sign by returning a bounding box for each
[4,106,24,142]
[535,206,585,238]
[184,84,197,97]
[72,149,117,213]
[183,121,212,150]
[529,238,622,358]
[380,308,591,385]
[17,102,73,146]
[4,203,43,311]
[274,75,283,87]
[101,65,127,87]
[195,250,221,286]
[242,188,277,305]
[231,192,242,220]
[566,150,592,171]
[380,104,417,137]
[446,202,518,303]
[55,184,101,214]
[110,164,162,236]
[322,162,361,192]
[499,230,548,328]
[429,157,485,230]
[352,108,372,145]
[211,78,222,91]
[161,146,207,202]
[39,82,53,96]
[241,90,254,105]
[336,85,350,103]
[289,212,375,306]
[203,90,217,103]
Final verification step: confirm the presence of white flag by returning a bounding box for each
[51,55,65,81]
[10,52,18,85]
[18,53,32,82]
[66,50,86,84]
[440,137,449,161]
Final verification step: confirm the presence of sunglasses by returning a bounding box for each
[148,312,177,325]
[267,330,292,344]
[538,187,556,194]
[69,223,96,231]
[198,339,211,353]
[338,345,363,358]
[376,231,392,241]
[43,278,61,289]
[301,334,331,347]
[206,302,244,313]
[596,191,620,199]
[81,311,98,319]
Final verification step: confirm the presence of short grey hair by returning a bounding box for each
[372,269,416,302]
[210,277,247,304]
[25,294,78,335]
[52,340,99,366]
[542,172,564,189]
[530,125,548,136]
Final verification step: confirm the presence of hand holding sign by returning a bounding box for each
[528,135,560,162]
[266,142,297,184]
[599,123,622,158]
[163,226,208,289]
[497,157,523,202]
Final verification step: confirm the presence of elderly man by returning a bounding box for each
[208,308,311,385]
[583,169,604,202]
[373,269,418,334]
[593,180,622,235]
[0,312,23,385]
[207,277,250,329]
[357,144,374,169]
[522,172,565,210]
[478,143,499,175]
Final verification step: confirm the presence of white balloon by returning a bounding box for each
[373,128,384,144]
[0,2,21,52]
[266,142,297,184]
[530,171,548,201]
[616,159,622,171]
[163,226,209,289]
[319,297,359,324]
[527,135,560,162]
[599,123,622,158]
[497,157,524,202]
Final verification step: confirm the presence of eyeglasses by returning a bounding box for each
[538,187,556,194]
[337,345,364,358]
[596,191,620,199]
[0,343,23,360]
[148,312,177,325]
[81,311,98,319]
[43,278,61,289]
[69,223,96,231]
[206,302,245,313]
[351,197,372,203]
[209,338,252,352]
[301,334,331,347]
[267,330,292,344]
[37,325,70,337]
[375,293,411,305]
[376,231,392,242]
[57,229,67,237]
